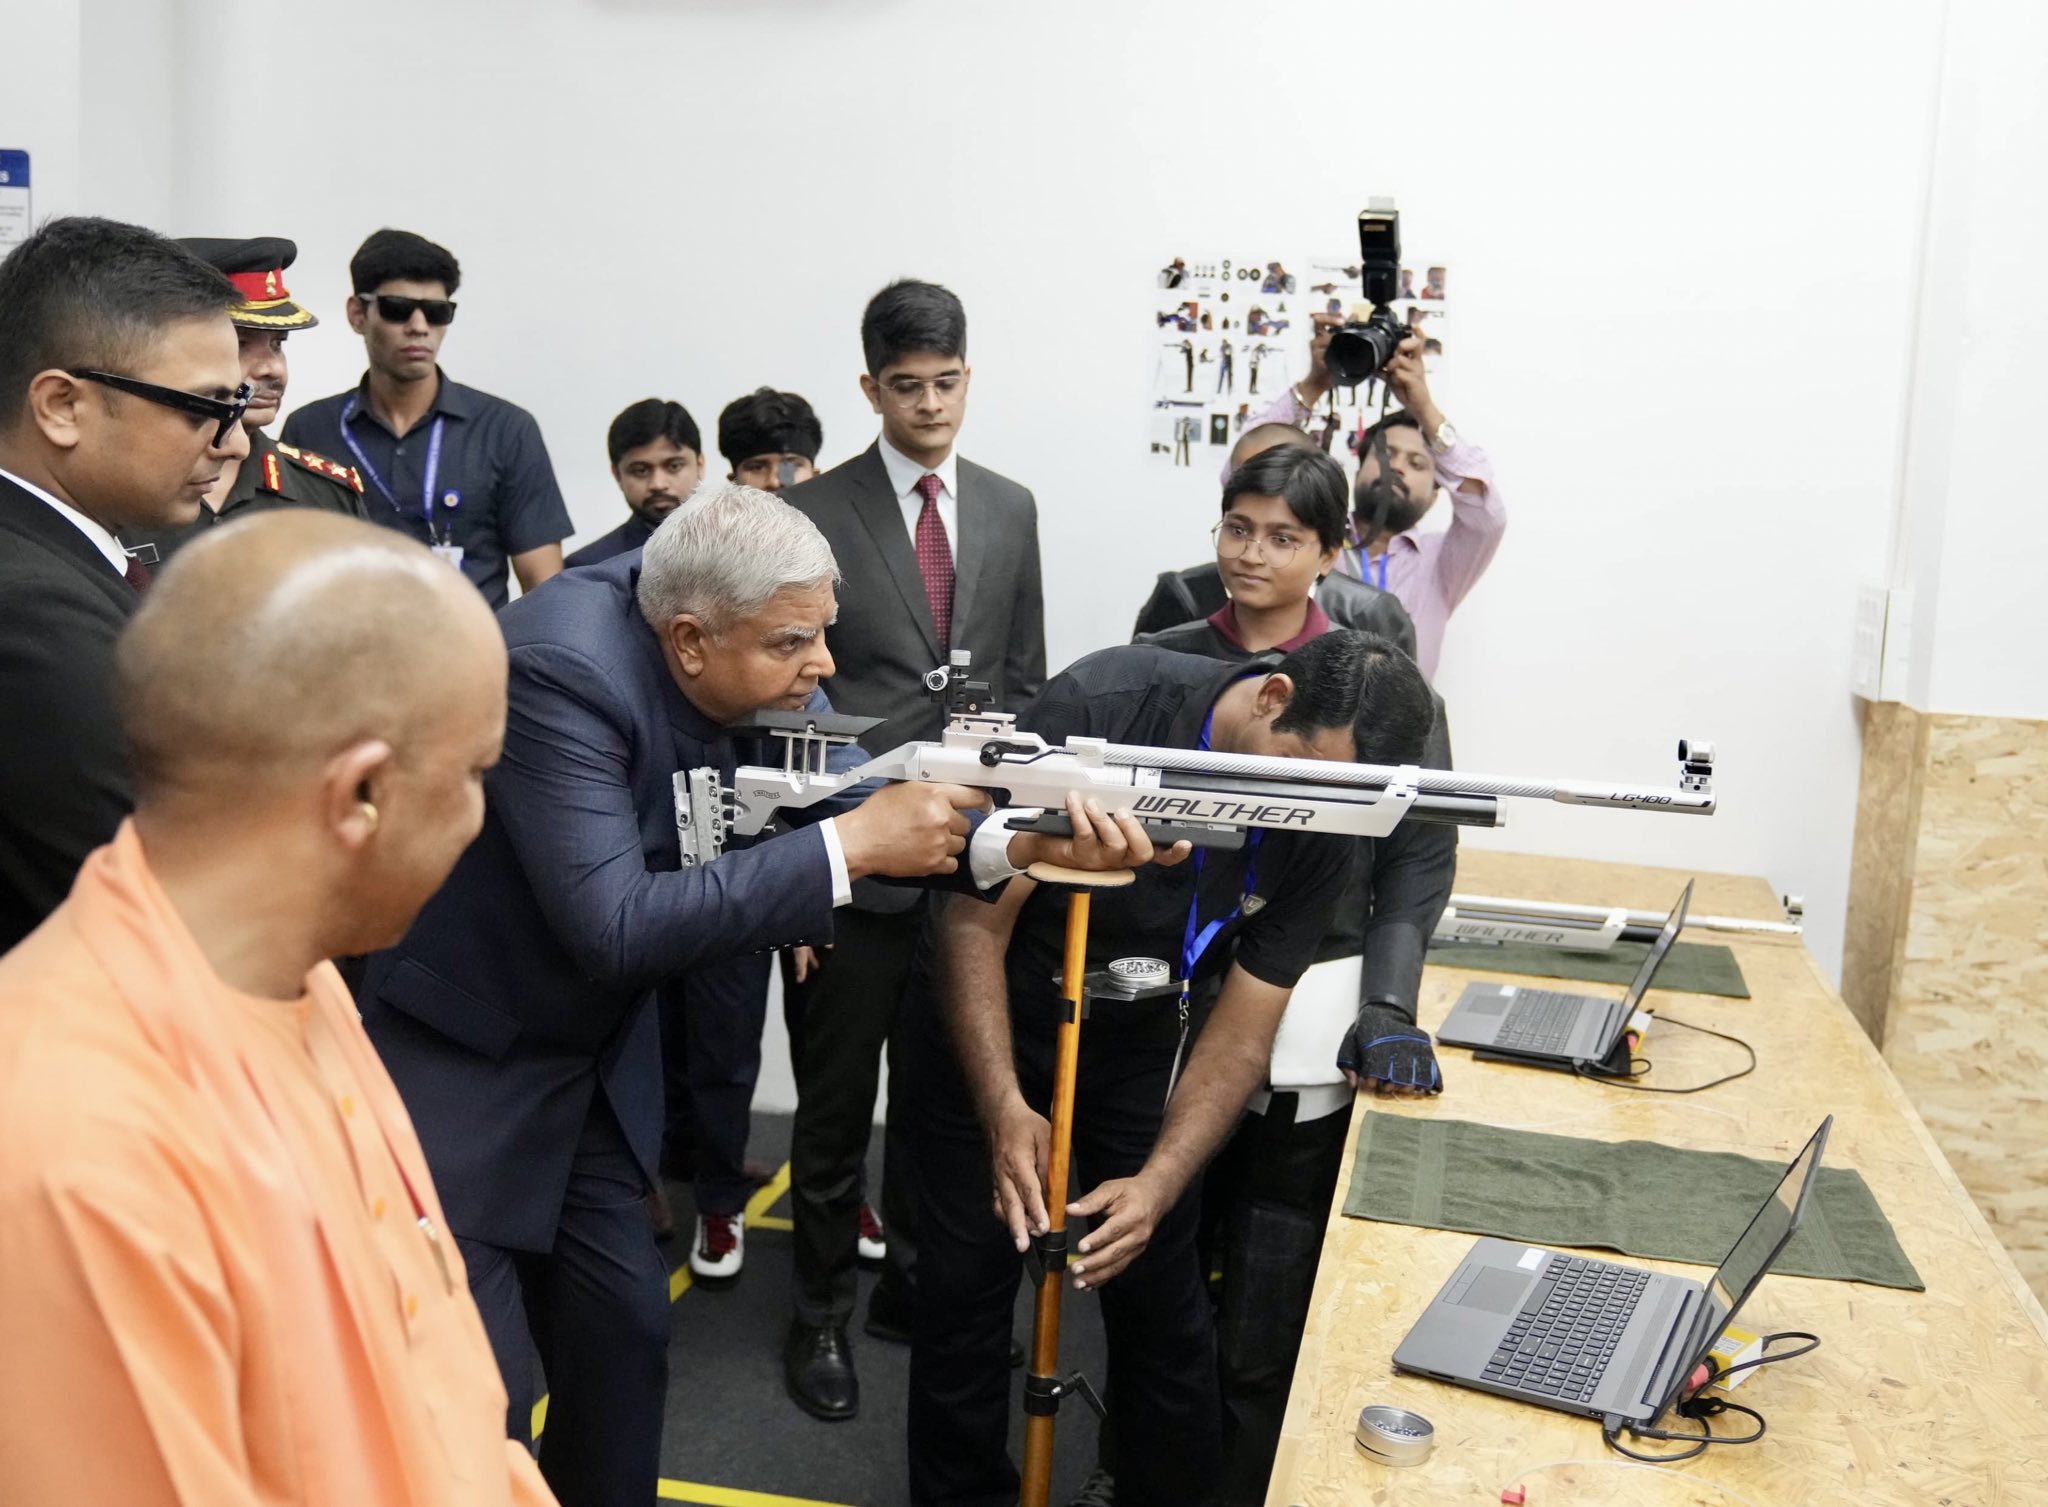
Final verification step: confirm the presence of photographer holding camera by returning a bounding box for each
[1229,313,1504,681]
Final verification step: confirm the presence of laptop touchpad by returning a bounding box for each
[1453,1267,1531,1315]
[1465,993,1510,1015]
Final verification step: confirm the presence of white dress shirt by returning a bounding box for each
[0,466,129,575]
[876,436,958,558]
[816,808,1027,907]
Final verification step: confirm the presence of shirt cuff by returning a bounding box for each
[969,808,1037,888]
[818,818,854,907]
[1432,435,1490,485]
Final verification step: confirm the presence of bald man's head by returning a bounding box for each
[117,512,508,955]
[119,512,502,796]
[1227,421,1317,477]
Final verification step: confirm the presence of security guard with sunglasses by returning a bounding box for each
[124,237,366,566]
[282,228,573,608]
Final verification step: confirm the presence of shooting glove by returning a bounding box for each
[1337,998,1443,1095]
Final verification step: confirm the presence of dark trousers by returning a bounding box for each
[1204,1093,1354,1506]
[464,1097,669,1507]
[659,952,771,1216]
[905,994,1222,1507]
[784,903,921,1326]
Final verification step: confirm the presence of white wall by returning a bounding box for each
[1895,0,2048,720]
[0,1,81,222]
[42,0,1999,1101]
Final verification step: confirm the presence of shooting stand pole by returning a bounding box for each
[1019,862,1133,1507]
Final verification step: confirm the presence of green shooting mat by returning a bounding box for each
[1343,1113,1923,1291]
[1427,937,1750,998]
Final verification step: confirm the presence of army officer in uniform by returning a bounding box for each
[127,236,365,564]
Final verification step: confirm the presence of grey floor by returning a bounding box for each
[653,1111,1110,1507]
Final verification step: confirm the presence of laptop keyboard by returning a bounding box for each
[1491,990,1595,1054]
[1482,1255,1650,1403]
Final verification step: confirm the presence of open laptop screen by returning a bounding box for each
[1655,1116,1833,1417]
[1619,880,1694,1012]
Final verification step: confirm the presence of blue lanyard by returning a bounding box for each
[1340,539,1388,591]
[1179,707,1265,1006]
[340,397,449,537]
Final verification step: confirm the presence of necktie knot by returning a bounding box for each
[915,473,943,507]
[122,551,152,595]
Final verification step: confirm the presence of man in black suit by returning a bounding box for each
[780,279,1045,1420]
[0,216,244,952]
[564,398,704,568]
[357,483,1138,1507]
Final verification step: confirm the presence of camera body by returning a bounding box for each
[1324,205,1407,387]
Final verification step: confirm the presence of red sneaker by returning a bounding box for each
[690,1212,745,1281]
[857,1201,887,1266]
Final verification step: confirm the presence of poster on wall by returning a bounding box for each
[1149,247,1450,470]
[0,152,30,253]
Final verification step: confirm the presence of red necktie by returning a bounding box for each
[122,552,151,596]
[913,473,954,649]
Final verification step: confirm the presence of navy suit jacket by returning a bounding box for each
[563,513,653,570]
[360,553,923,1251]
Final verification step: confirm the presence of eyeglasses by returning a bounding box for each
[877,373,965,407]
[366,294,458,327]
[68,369,252,447]
[1212,518,1311,562]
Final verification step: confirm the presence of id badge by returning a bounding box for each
[431,542,465,570]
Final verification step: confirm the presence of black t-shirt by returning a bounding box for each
[1002,646,1350,1023]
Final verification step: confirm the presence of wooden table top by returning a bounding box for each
[1266,850,2048,1506]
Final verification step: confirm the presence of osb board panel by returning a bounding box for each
[1842,699,1927,1043]
[1885,713,2048,1311]
[1269,852,2048,1507]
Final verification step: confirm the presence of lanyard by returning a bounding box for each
[340,397,449,539]
[1178,707,1266,1009]
[1339,536,1389,591]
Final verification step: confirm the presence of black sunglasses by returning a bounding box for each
[366,293,458,327]
[68,369,252,447]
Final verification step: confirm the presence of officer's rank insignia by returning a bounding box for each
[262,451,283,493]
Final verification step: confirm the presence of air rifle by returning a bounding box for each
[674,653,1717,867]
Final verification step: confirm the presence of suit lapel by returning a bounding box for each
[0,475,136,615]
[951,460,985,647]
[846,444,940,661]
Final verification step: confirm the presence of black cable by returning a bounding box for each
[1571,1012,1757,1095]
[1599,1330,1820,1462]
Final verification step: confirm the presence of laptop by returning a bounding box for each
[1392,1117,1831,1428]
[1436,880,1693,1071]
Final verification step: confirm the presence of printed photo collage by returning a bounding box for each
[1150,253,1449,467]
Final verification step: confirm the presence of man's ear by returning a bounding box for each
[667,614,713,678]
[25,369,92,453]
[1252,672,1295,722]
[857,373,882,416]
[325,739,395,853]
[345,295,369,336]
[1316,544,1341,579]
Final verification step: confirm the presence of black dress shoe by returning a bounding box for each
[783,1321,859,1421]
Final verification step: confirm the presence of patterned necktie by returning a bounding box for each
[122,552,151,596]
[913,473,954,649]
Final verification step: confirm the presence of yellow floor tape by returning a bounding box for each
[657,1479,855,1507]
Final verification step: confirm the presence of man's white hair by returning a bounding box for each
[636,480,839,634]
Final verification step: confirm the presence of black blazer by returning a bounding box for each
[356,553,978,1251]
[0,474,138,951]
[1131,561,1418,666]
[786,443,1046,753]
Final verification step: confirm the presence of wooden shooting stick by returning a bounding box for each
[1020,861,1133,1507]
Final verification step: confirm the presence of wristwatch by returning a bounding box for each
[1428,417,1459,455]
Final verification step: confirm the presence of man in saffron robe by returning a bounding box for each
[0,511,555,1507]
